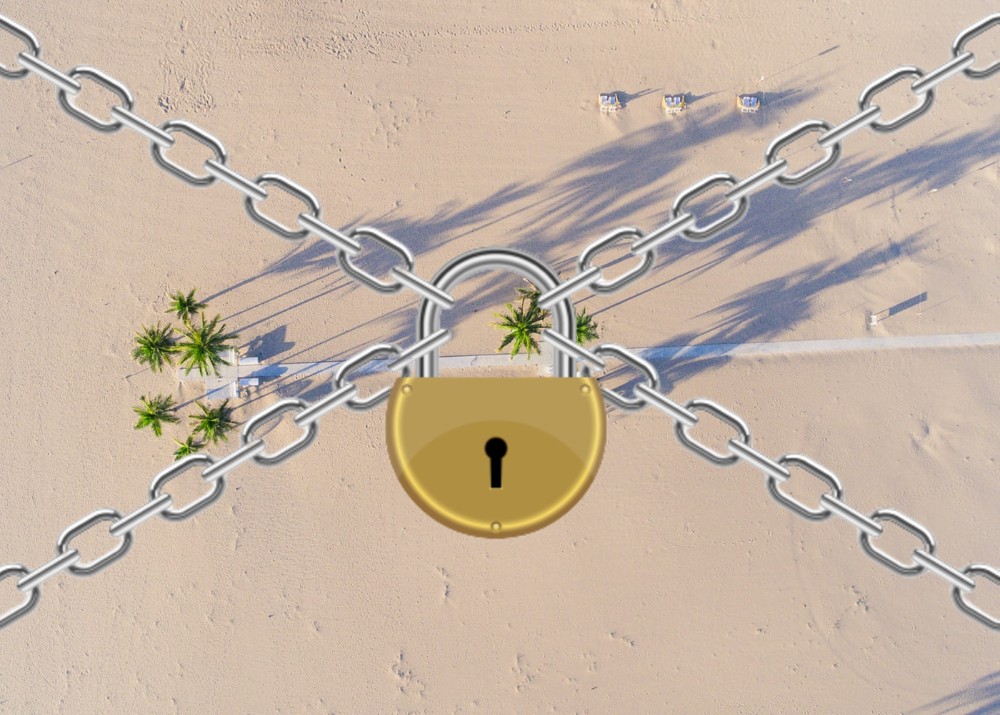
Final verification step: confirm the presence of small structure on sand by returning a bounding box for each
[179,348,263,401]
[599,92,622,112]
[736,93,761,113]
[662,93,687,113]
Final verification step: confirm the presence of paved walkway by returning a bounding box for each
[237,331,1000,382]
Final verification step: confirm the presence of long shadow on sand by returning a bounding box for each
[207,85,1000,411]
[621,125,1000,399]
[910,671,1000,715]
[216,85,822,367]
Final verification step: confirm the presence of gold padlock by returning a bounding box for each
[386,248,606,538]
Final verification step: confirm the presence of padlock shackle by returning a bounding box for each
[416,248,576,378]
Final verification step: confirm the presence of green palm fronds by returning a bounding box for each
[189,399,236,446]
[172,434,204,460]
[494,300,550,359]
[494,280,601,358]
[133,393,180,437]
[176,313,240,378]
[166,289,208,323]
[575,307,600,345]
[131,322,178,373]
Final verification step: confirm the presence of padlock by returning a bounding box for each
[386,248,607,538]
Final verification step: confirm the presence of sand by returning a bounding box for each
[1,0,999,712]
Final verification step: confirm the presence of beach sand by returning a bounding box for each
[0,0,999,711]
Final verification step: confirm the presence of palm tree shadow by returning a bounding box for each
[243,324,294,361]
[910,671,1000,715]
[605,88,659,107]
[685,91,720,105]
[630,124,1000,396]
[202,80,998,407]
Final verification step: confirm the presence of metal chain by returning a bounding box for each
[538,15,1000,630]
[536,13,1000,310]
[0,14,452,309]
[579,343,1000,631]
[539,15,1000,628]
[0,324,447,629]
[0,12,997,633]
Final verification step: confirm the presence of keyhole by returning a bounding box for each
[485,437,507,489]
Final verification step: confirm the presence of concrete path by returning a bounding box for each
[241,331,1000,382]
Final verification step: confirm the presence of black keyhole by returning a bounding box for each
[485,437,507,489]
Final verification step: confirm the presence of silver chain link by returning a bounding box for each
[0,12,997,632]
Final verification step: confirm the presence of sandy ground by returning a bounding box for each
[1,0,999,712]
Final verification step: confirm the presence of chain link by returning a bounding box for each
[579,343,660,411]
[911,52,976,94]
[336,226,416,294]
[952,14,1000,79]
[858,66,936,133]
[109,493,173,537]
[0,566,39,628]
[0,16,39,79]
[386,328,451,373]
[766,454,844,520]
[763,121,839,187]
[576,227,654,295]
[150,120,228,186]
[202,439,267,480]
[859,509,936,576]
[55,509,134,575]
[295,213,362,255]
[335,343,409,410]
[56,67,133,132]
[204,160,268,201]
[954,566,1000,630]
[244,174,321,240]
[542,328,606,372]
[110,105,175,147]
[816,105,883,149]
[240,400,316,465]
[723,159,789,202]
[150,454,227,521]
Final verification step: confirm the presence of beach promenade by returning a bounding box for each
[184,332,1000,399]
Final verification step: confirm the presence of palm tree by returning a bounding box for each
[172,434,204,460]
[176,313,240,377]
[575,308,600,345]
[189,399,236,445]
[166,288,207,323]
[495,281,601,357]
[133,394,180,437]
[131,322,177,373]
[494,300,549,359]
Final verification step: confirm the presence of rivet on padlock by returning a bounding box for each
[386,248,607,538]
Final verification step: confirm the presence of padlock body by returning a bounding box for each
[386,377,606,538]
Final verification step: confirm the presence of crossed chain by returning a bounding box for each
[0,12,998,631]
